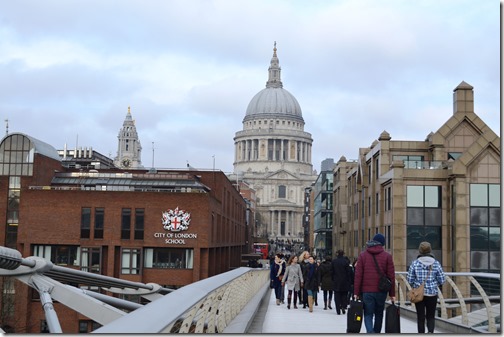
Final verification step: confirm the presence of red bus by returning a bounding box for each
[253,242,269,260]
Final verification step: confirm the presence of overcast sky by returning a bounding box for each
[0,0,500,173]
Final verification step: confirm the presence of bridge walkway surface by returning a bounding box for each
[249,288,449,333]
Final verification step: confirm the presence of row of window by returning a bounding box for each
[32,245,194,275]
[81,208,144,240]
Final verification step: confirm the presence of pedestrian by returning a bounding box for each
[270,253,286,305]
[347,258,357,304]
[354,233,396,333]
[318,255,333,310]
[407,241,446,333]
[279,253,286,304]
[298,251,310,308]
[331,249,351,314]
[282,255,304,309]
[302,255,320,313]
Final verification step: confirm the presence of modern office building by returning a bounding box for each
[233,43,317,251]
[332,81,500,274]
[0,131,247,333]
[312,159,335,260]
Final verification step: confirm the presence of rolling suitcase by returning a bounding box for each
[385,302,401,333]
[346,299,363,333]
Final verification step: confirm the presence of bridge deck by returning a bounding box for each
[254,289,445,333]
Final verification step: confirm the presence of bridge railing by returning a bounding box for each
[1,244,499,334]
[395,272,500,333]
[93,267,270,333]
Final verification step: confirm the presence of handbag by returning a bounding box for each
[372,255,392,292]
[408,265,432,303]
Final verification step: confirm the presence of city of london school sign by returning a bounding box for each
[153,207,197,244]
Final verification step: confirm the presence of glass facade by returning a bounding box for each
[313,171,333,259]
[0,134,34,176]
[470,184,500,272]
[406,185,442,265]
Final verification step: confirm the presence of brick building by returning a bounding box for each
[0,132,247,333]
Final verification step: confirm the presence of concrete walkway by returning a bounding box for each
[259,289,443,333]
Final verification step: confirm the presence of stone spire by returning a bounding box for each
[114,106,143,169]
[266,41,283,88]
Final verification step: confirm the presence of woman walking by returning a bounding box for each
[331,249,351,315]
[318,255,333,310]
[407,242,446,333]
[302,255,320,313]
[270,253,286,305]
[282,255,304,309]
[298,251,310,308]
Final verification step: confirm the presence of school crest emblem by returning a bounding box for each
[162,207,191,232]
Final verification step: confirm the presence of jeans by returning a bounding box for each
[362,292,388,333]
[414,295,438,333]
[273,280,282,300]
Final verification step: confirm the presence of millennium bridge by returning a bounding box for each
[0,246,500,333]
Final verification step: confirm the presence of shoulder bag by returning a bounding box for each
[408,265,432,303]
[372,254,392,292]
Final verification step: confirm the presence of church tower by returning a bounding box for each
[114,107,143,169]
[234,43,317,249]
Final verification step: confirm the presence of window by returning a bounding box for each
[79,320,101,333]
[41,320,50,333]
[470,184,500,272]
[406,186,442,227]
[393,155,424,169]
[375,193,379,214]
[33,245,79,267]
[94,208,104,239]
[80,247,101,273]
[81,208,91,239]
[448,152,462,160]
[134,209,144,240]
[278,185,286,198]
[406,185,442,265]
[6,176,21,247]
[121,208,131,240]
[144,248,194,269]
[384,186,392,211]
[0,134,34,176]
[121,248,141,274]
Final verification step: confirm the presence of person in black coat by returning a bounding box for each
[331,249,352,314]
[302,255,320,313]
[318,255,333,310]
[270,253,286,305]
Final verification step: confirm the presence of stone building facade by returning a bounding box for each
[333,81,500,274]
[233,44,317,251]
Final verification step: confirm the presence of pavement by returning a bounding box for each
[258,289,443,334]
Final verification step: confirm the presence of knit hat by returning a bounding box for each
[373,233,385,246]
[419,241,432,255]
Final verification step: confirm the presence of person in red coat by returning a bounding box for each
[353,233,396,333]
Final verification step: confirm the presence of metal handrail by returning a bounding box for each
[93,267,269,333]
[395,271,500,333]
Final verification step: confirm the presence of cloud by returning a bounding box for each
[0,0,499,174]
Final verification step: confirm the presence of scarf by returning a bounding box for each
[276,260,284,277]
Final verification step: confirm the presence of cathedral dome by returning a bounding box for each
[245,87,303,120]
[243,43,304,123]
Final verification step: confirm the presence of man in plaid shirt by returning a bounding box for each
[407,241,446,333]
